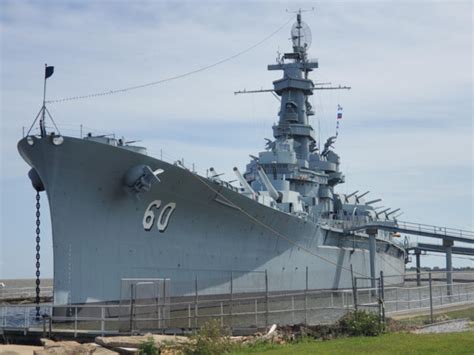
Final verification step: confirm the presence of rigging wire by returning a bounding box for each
[187,169,373,279]
[179,162,418,286]
[191,170,414,286]
[46,16,294,104]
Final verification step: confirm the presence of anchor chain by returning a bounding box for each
[35,191,41,319]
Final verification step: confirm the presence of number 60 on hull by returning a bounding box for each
[142,200,177,232]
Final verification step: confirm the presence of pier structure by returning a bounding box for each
[408,241,474,287]
[344,221,474,293]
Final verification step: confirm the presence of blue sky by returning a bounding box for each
[1,1,472,279]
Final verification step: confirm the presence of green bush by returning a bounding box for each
[138,336,160,355]
[339,310,383,336]
[183,319,234,355]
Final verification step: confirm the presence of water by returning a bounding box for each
[1,303,52,328]
[0,278,53,301]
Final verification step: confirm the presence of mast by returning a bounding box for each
[234,11,350,166]
[267,11,318,165]
[38,64,55,137]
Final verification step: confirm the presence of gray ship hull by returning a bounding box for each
[18,135,405,305]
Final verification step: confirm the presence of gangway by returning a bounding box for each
[408,242,474,256]
[406,242,474,287]
[342,220,474,293]
[344,220,474,244]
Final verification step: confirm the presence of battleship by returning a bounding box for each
[18,12,405,306]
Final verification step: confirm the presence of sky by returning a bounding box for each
[0,0,472,279]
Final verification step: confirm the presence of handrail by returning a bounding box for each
[338,219,473,240]
[395,220,474,238]
[1,281,473,334]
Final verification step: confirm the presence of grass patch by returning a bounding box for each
[181,319,234,355]
[339,310,383,336]
[230,332,474,354]
[138,336,159,355]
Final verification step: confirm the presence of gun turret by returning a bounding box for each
[233,167,257,199]
[257,166,282,202]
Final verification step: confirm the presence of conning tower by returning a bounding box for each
[239,11,357,219]
[269,11,318,165]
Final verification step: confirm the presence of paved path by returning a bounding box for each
[389,302,474,320]
[413,319,470,334]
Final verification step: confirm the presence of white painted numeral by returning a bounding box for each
[157,202,176,232]
[143,200,176,233]
[143,200,162,231]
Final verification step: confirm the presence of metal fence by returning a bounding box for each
[1,271,473,336]
[0,288,354,336]
[119,278,171,332]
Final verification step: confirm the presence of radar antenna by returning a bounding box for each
[286,8,315,53]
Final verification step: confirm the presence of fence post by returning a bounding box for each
[350,264,354,308]
[395,287,399,311]
[42,315,46,338]
[230,272,233,330]
[74,307,78,338]
[254,299,258,327]
[429,273,433,324]
[408,288,411,309]
[418,287,422,309]
[158,307,161,331]
[220,302,224,327]
[380,271,385,324]
[291,296,295,324]
[440,284,443,305]
[304,266,308,325]
[415,251,421,286]
[162,279,167,329]
[194,276,198,329]
[353,277,358,311]
[187,304,191,329]
[129,284,135,334]
[101,307,105,336]
[377,278,381,324]
[265,270,269,329]
[24,307,27,333]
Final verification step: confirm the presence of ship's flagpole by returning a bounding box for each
[40,64,54,137]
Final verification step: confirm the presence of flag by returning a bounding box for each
[45,66,54,79]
